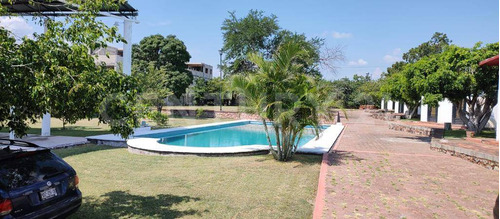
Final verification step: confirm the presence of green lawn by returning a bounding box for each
[443,129,496,139]
[54,145,321,218]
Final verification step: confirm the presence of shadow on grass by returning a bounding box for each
[71,191,203,219]
[328,151,364,166]
[53,144,119,159]
[253,153,322,165]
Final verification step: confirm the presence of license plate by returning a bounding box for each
[40,187,57,201]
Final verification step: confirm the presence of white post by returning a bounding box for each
[9,107,14,139]
[41,113,51,136]
[123,20,133,75]
[41,19,51,137]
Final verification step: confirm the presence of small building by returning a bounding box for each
[187,63,213,81]
[93,46,123,71]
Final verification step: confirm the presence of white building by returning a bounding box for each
[187,63,213,81]
[93,46,124,71]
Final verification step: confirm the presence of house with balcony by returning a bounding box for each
[93,46,124,71]
[187,63,213,81]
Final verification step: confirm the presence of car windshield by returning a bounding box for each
[0,151,71,190]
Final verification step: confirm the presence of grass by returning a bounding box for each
[443,129,496,139]
[53,145,322,218]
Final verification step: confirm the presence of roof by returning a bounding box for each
[479,55,499,66]
[1,0,138,18]
[187,63,212,67]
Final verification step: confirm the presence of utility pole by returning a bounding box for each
[219,49,223,111]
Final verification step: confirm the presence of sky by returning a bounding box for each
[1,0,498,80]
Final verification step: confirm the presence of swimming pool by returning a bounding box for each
[127,120,344,155]
[156,123,320,147]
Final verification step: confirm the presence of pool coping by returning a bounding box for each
[126,120,344,156]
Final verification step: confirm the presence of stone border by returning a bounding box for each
[388,122,434,136]
[430,138,499,170]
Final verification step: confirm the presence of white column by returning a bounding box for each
[394,101,400,113]
[387,100,394,111]
[41,19,51,137]
[9,107,14,139]
[381,98,385,110]
[123,20,133,75]
[420,97,428,122]
[437,99,453,124]
[41,113,51,136]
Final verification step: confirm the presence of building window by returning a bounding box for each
[210,69,212,74]
[205,68,208,73]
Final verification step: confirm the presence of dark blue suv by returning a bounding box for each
[0,139,81,218]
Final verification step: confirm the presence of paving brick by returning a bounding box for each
[323,110,499,218]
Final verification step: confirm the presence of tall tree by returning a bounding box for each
[132,34,192,99]
[0,0,141,138]
[221,10,280,75]
[402,32,451,63]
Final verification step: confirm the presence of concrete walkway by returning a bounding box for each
[321,110,499,218]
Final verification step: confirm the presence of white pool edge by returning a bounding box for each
[126,121,344,155]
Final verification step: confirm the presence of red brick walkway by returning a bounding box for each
[322,110,499,218]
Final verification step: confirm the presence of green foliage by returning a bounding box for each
[190,78,225,106]
[330,74,381,109]
[221,10,279,75]
[0,0,142,138]
[148,111,168,127]
[195,108,204,119]
[402,32,451,63]
[133,63,172,112]
[132,34,192,98]
[221,10,325,78]
[230,41,339,161]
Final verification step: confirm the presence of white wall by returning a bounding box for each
[437,99,453,124]
[420,104,428,122]
[403,104,409,114]
[394,101,400,113]
[387,100,394,111]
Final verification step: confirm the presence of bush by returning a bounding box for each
[149,111,168,127]
[195,108,204,119]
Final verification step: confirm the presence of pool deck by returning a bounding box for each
[317,110,498,218]
[88,120,344,155]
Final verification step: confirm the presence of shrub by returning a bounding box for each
[149,111,168,127]
[195,108,204,119]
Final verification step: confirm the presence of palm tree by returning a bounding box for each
[230,41,337,161]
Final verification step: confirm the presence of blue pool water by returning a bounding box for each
[153,123,326,148]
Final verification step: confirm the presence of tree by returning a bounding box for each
[133,63,172,112]
[230,41,337,161]
[132,34,192,99]
[416,43,499,134]
[221,10,280,75]
[380,64,421,118]
[221,10,342,78]
[0,0,142,138]
[403,32,451,63]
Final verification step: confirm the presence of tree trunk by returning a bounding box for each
[262,119,277,159]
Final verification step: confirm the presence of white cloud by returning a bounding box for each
[332,32,352,39]
[146,20,172,27]
[0,17,34,39]
[348,59,368,66]
[372,67,383,79]
[383,48,402,63]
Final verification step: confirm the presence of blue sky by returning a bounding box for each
[2,0,498,80]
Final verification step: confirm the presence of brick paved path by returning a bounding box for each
[323,110,499,218]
